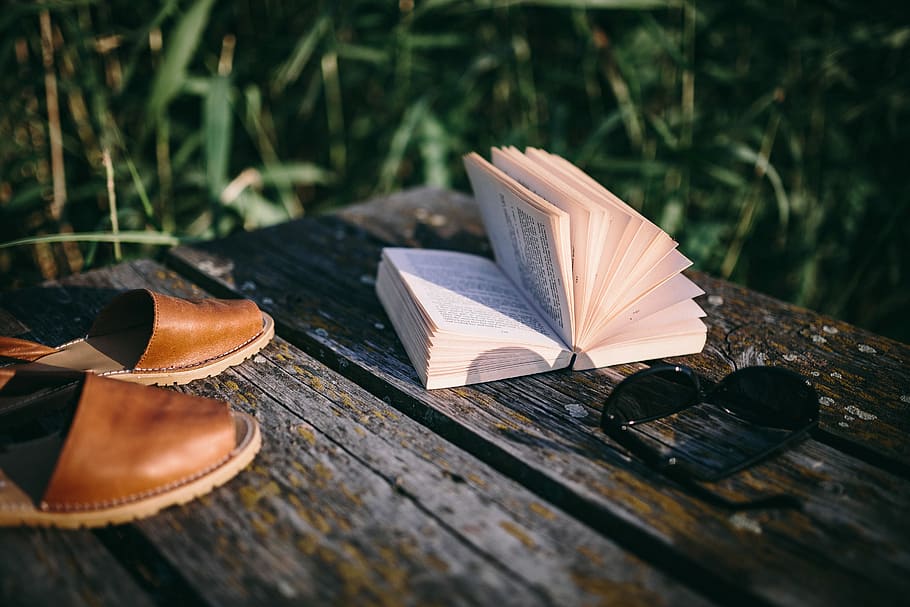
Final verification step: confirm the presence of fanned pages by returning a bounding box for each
[375,147,707,389]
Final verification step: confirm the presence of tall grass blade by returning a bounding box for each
[39,10,66,219]
[507,0,679,8]
[730,139,790,229]
[378,98,427,193]
[123,152,156,224]
[258,163,334,187]
[321,50,346,176]
[240,84,304,217]
[204,74,232,205]
[1,232,186,249]
[272,14,330,93]
[419,110,450,188]
[146,0,216,123]
[101,149,121,260]
[120,0,180,91]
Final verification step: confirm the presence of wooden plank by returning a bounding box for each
[166,188,910,607]
[339,188,910,470]
[0,530,157,607]
[0,260,713,606]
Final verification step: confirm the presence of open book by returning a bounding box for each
[376,147,707,389]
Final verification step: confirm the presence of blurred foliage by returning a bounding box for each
[1,0,908,341]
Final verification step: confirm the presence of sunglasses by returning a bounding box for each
[600,364,819,510]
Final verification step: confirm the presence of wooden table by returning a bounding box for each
[2,188,908,607]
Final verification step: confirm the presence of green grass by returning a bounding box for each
[1,0,908,342]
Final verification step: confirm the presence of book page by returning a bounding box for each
[491,146,603,336]
[382,248,567,348]
[573,326,707,371]
[601,299,707,342]
[578,274,705,349]
[463,153,575,347]
[522,149,643,324]
[597,247,692,324]
[457,146,708,376]
[524,148,683,341]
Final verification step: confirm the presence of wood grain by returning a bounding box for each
[0,260,711,607]
[0,529,157,607]
[163,187,910,607]
[340,188,910,470]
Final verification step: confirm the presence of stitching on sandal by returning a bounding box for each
[100,318,269,375]
[39,451,234,513]
[1,417,255,515]
[38,415,253,513]
[0,453,232,513]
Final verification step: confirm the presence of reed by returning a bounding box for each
[1,0,907,341]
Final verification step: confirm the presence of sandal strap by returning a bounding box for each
[41,373,236,511]
[0,336,56,363]
[88,289,263,371]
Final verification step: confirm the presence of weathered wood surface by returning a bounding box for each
[0,260,710,606]
[0,529,156,607]
[164,187,910,607]
[339,189,910,470]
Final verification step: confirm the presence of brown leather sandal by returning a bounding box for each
[0,289,274,385]
[0,369,261,528]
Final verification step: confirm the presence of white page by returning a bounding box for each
[491,146,599,333]
[522,149,644,326]
[524,148,685,340]
[463,153,575,347]
[518,150,626,292]
[578,274,705,349]
[596,299,706,342]
[378,248,573,388]
[376,261,432,376]
[596,248,693,325]
[573,327,707,371]
[383,248,567,348]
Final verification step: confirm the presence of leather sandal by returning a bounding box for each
[0,289,274,385]
[0,369,261,528]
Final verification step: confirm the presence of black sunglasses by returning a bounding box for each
[600,364,819,510]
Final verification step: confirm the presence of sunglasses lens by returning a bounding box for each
[604,367,700,425]
[709,367,818,429]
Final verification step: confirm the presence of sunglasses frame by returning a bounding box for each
[599,364,819,509]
